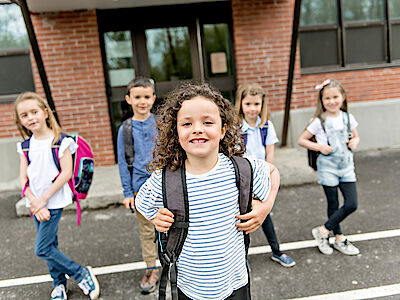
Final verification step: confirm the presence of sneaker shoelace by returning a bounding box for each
[78,274,93,295]
[51,285,66,298]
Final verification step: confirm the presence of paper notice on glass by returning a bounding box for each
[210,52,227,74]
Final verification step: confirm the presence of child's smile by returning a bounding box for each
[177,96,226,164]
[322,87,344,117]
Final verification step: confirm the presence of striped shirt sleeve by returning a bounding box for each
[135,170,163,220]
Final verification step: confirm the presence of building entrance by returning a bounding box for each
[97,2,235,159]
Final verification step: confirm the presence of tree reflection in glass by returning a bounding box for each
[146,27,192,82]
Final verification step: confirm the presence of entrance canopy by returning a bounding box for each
[25,0,228,12]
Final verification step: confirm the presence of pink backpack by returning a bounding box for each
[21,133,94,225]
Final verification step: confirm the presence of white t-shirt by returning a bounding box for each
[17,135,78,209]
[307,111,358,145]
[135,154,271,300]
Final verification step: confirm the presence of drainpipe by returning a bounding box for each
[281,0,301,147]
[12,0,60,125]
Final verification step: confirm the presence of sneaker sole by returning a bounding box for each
[86,266,100,300]
[141,283,157,294]
[270,256,296,267]
[333,244,360,256]
[312,228,333,255]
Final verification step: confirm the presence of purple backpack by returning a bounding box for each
[21,133,94,225]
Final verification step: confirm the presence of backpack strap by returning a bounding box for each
[242,121,269,147]
[259,121,269,147]
[21,138,31,198]
[159,164,189,300]
[230,156,253,255]
[52,134,81,225]
[317,117,330,146]
[122,118,135,177]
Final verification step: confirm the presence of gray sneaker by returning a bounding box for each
[333,239,360,255]
[312,227,333,255]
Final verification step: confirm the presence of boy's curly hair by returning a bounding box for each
[149,82,245,171]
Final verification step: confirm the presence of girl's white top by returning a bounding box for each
[135,153,271,300]
[242,117,279,160]
[17,135,78,209]
[307,111,358,145]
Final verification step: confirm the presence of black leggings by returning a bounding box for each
[260,214,282,256]
[323,182,358,235]
[177,283,251,300]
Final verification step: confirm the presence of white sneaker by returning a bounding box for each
[312,227,333,255]
[51,284,67,300]
[333,239,360,255]
[78,266,100,299]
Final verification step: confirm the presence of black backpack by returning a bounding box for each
[157,155,253,300]
[122,118,135,176]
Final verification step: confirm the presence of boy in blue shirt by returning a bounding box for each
[117,77,158,294]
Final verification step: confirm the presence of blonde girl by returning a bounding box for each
[298,79,360,256]
[136,83,280,300]
[15,92,100,300]
[235,83,295,267]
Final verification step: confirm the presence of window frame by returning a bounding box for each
[299,0,400,74]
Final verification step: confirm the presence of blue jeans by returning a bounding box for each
[34,209,84,287]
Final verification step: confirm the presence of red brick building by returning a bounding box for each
[1,0,400,175]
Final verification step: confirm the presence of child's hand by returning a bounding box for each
[347,137,360,150]
[235,200,271,234]
[30,197,47,215]
[123,197,135,211]
[151,208,174,232]
[35,207,50,222]
[319,144,332,155]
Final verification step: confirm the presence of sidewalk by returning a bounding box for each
[12,147,317,217]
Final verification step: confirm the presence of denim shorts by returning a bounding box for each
[317,153,356,187]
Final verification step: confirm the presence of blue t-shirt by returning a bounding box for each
[117,114,157,198]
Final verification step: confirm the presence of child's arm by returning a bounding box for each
[18,153,51,221]
[347,128,360,150]
[30,148,73,216]
[265,144,274,163]
[298,129,332,155]
[236,163,280,234]
[150,208,174,232]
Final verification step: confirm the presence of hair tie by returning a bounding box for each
[315,79,331,91]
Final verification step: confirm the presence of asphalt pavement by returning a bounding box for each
[1,147,400,299]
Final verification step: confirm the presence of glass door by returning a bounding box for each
[98,2,235,160]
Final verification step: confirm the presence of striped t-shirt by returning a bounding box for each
[135,153,271,300]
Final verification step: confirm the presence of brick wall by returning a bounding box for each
[0,9,114,166]
[231,0,400,112]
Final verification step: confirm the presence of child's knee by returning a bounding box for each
[345,201,357,214]
[35,245,50,259]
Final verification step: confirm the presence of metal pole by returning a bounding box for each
[281,0,301,147]
[12,0,60,125]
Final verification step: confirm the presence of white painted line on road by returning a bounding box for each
[249,228,400,255]
[1,228,400,289]
[288,283,400,300]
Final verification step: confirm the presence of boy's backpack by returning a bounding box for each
[307,113,351,171]
[122,118,134,176]
[243,121,269,147]
[157,155,253,300]
[21,133,94,225]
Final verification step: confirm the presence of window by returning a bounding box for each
[299,0,400,71]
[0,4,34,103]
